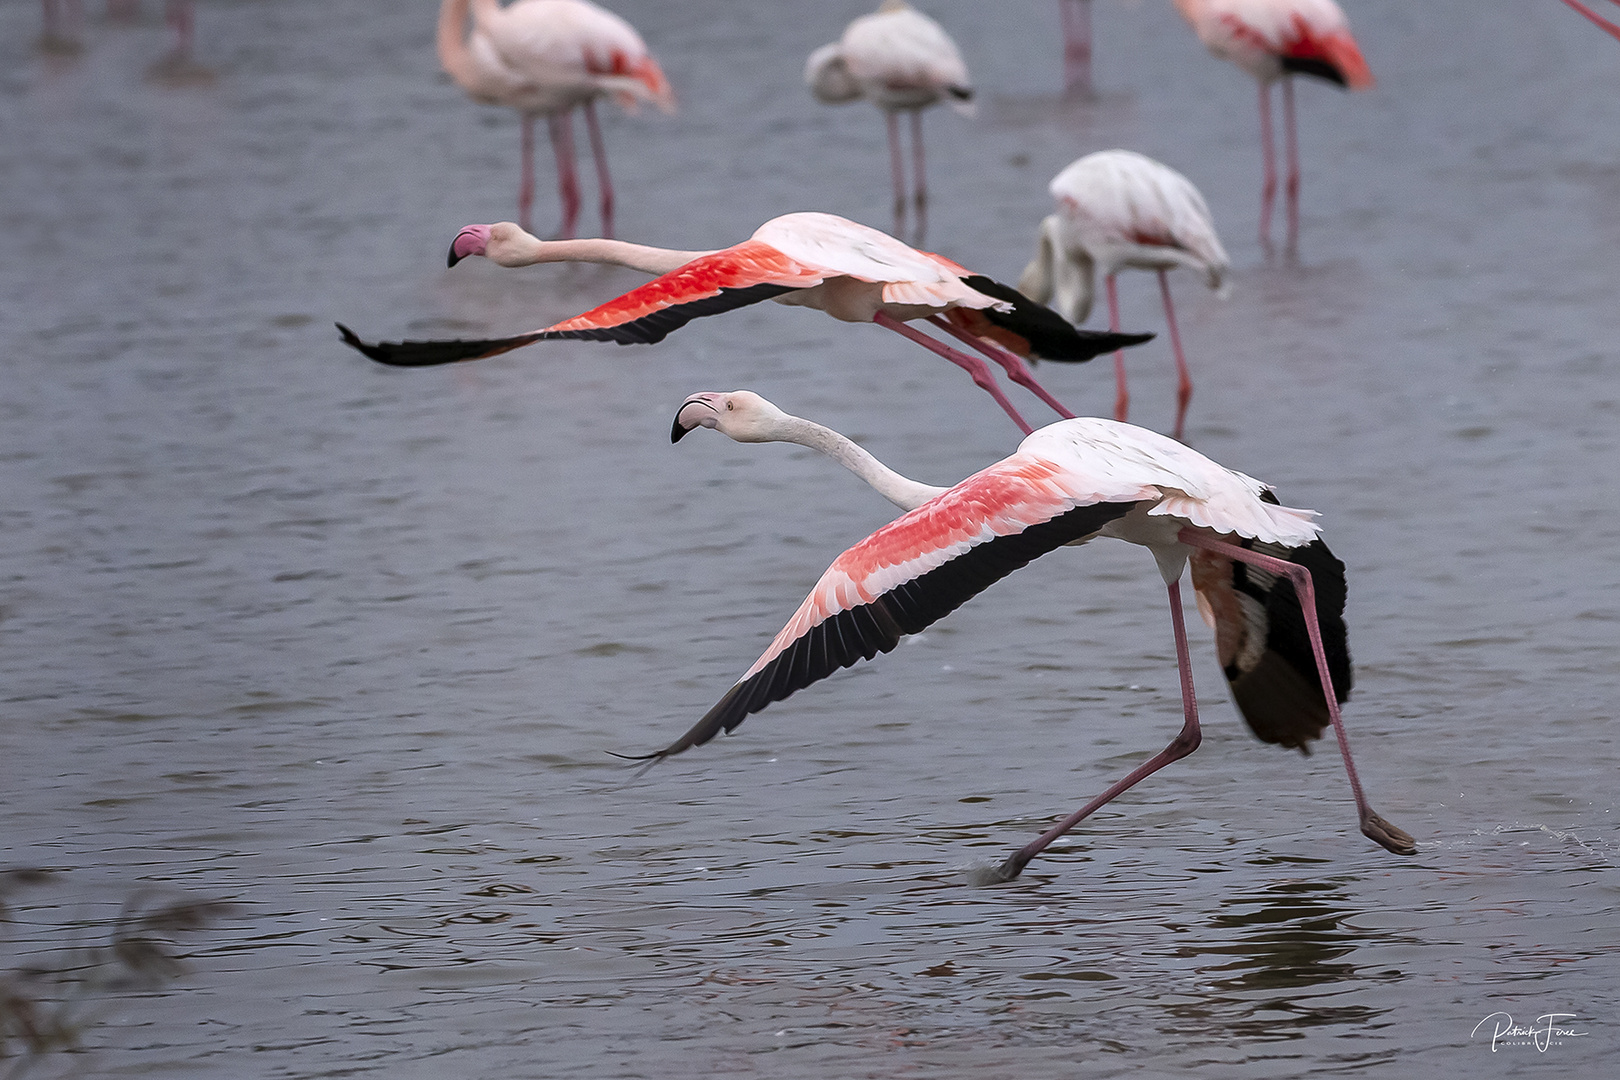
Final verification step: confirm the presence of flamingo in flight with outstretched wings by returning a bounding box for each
[337,212,1154,435]
[651,389,1415,879]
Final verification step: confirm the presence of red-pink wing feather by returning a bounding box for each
[540,242,827,335]
[641,457,1148,760]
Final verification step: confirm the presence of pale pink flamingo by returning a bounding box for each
[1060,0,1095,97]
[437,0,675,239]
[1559,0,1620,42]
[337,213,1154,435]
[1019,150,1229,439]
[806,1,973,227]
[1173,0,1373,252]
[655,390,1415,879]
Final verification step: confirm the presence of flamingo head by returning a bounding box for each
[671,391,786,444]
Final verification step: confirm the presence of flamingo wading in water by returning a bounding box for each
[1173,0,1373,253]
[657,389,1415,880]
[806,1,974,227]
[337,213,1154,435]
[437,0,675,238]
[1020,150,1229,439]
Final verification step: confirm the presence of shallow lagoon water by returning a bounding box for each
[1,1,1617,1076]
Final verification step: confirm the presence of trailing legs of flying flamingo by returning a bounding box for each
[337,213,1154,435]
[661,390,1415,879]
[1558,0,1620,41]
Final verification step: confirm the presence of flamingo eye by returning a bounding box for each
[726,401,734,411]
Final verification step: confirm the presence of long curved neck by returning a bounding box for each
[1020,216,1095,325]
[489,234,714,275]
[436,0,481,87]
[771,415,945,512]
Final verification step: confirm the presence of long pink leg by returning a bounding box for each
[1258,79,1276,253]
[582,99,615,239]
[874,313,1034,435]
[910,108,927,208]
[516,114,537,235]
[1559,0,1620,42]
[1106,274,1128,421]
[1061,0,1093,97]
[990,578,1204,881]
[928,315,1077,420]
[886,111,906,217]
[1158,270,1192,439]
[1282,75,1300,253]
[1175,529,1416,856]
[165,0,194,62]
[547,111,581,240]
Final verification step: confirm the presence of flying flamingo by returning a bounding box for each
[1558,0,1620,42]
[336,212,1154,435]
[437,0,675,238]
[657,389,1415,879]
[1019,150,1229,439]
[805,1,973,228]
[1060,0,1095,97]
[1173,0,1373,253]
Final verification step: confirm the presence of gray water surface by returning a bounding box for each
[2,1,1617,1076]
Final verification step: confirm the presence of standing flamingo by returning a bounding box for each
[656,389,1415,879]
[1173,0,1373,253]
[1558,0,1620,42]
[437,0,675,239]
[806,1,973,229]
[1019,150,1229,439]
[1060,0,1095,97]
[336,213,1154,435]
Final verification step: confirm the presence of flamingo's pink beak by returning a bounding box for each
[447,224,493,268]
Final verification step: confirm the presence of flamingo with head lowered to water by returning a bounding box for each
[336,212,1154,435]
[1020,149,1230,439]
[655,389,1415,880]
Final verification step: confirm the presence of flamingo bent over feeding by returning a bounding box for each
[806,0,973,228]
[657,389,1415,879]
[1019,149,1229,439]
[437,0,675,238]
[1173,0,1372,253]
[336,212,1155,435]
[1558,0,1620,42]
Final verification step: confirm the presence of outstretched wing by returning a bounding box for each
[640,457,1148,761]
[338,242,824,367]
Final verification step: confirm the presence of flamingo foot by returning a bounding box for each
[1361,811,1417,855]
[988,851,1031,883]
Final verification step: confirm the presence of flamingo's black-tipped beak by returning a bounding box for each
[671,395,720,443]
[447,224,492,269]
